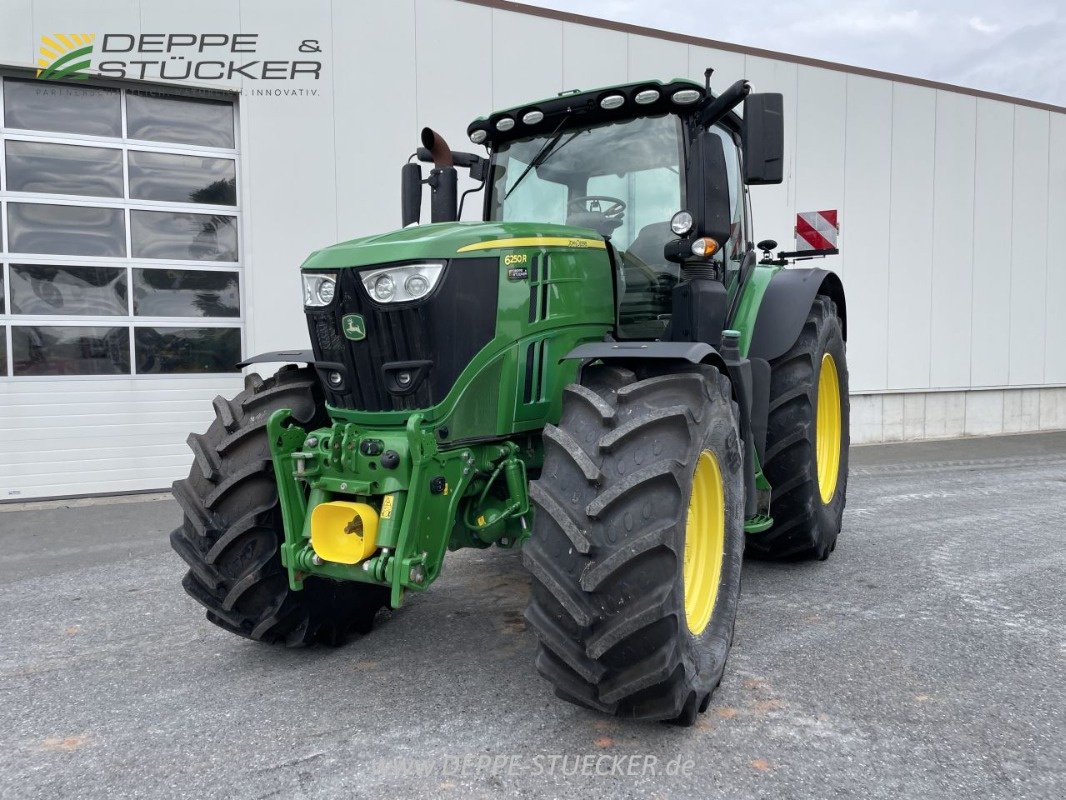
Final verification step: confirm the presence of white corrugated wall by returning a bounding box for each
[0,0,1064,499]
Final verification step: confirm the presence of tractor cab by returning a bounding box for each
[404,78,784,342]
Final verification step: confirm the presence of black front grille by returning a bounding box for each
[306,258,499,411]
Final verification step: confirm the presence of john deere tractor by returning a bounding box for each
[171,75,848,725]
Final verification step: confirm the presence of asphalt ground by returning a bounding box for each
[1,432,1064,799]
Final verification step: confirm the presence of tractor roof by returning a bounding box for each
[466,78,710,148]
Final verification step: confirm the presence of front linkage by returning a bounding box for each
[267,410,535,608]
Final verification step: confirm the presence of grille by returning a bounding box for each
[306,258,499,412]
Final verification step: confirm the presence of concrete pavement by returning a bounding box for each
[1,433,1064,799]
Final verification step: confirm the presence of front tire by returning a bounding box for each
[523,364,744,724]
[747,295,849,560]
[170,365,390,646]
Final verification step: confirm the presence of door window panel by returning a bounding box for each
[587,168,682,254]
[12,325,130,375]
[10,265,127,316]
[5,140,124,198]
[134,326,240,374]
[3,78,121,138]
[128,151,237,205]
[130,210,238,262]
[587,166,682,339]
[708,126,746,269]
[126,93,236,149]
[133,269,239,317]
[7,203,126,257]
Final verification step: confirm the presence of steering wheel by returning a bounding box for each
[567,195,626,220]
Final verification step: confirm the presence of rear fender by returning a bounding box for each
[747,268,846,362]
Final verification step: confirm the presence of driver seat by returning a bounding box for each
[624,221,674,270]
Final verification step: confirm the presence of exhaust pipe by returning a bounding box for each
[421,127,454,168]
[420,127,458,223]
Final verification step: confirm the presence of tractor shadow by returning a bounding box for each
[218,543,840,743]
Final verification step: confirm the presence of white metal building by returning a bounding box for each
[1,0,1064,500]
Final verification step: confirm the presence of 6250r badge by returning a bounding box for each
[506,252,528,281]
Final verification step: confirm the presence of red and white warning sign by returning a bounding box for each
[795,209,839,253]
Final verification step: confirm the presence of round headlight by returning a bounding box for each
[495,116,515,132]
[672,88,701,105]
[316,279,335,304]
[469,129,487,144]
[302,273,336,308]
[635,89,660,105]
[600,94,625,110]
[374,274,395,301]
[522,110,544,125]
[670,210,694,236]
[405,273,430,298]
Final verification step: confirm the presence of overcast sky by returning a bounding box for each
[518,0,1064,106]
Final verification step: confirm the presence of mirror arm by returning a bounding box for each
[698,79,751,128]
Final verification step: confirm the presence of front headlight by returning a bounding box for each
[303,273,337,307]
[360,262,445,304]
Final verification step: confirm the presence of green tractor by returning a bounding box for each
[171,75,848,725]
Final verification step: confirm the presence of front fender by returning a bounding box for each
[236,349,315,367]
[237,349,349,394]
[563,341,729,374]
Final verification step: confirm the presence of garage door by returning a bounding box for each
[0,76,245,500]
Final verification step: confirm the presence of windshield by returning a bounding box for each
[488,114,685,338]
[489,114,684,249]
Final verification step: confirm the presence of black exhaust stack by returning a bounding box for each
[421,127,458,223]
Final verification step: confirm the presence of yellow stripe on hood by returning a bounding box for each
[457,236,606,253]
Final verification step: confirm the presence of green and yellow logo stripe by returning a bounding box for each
[36,34,95,81]
[456,236,606,253]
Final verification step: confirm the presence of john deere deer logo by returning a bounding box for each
[36,34,96,80]
[342,314,366,341]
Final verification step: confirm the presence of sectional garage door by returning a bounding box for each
[0,76,245,500]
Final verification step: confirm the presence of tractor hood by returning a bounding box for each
[300,221,606,270]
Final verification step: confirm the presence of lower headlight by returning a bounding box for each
[303,273,336,307]
[361,262,445,304]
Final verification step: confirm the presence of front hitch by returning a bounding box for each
[266,410,533,608]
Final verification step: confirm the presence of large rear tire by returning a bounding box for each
[170,365,390,646]
[747,295,849,560]
[524,364,744,724]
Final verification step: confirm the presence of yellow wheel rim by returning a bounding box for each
[816,352,842,504]
[683,450,726,635]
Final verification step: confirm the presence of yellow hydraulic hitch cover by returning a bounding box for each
[310,501,380,564]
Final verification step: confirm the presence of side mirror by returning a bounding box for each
[401,162,422,227]
[698,128,732,246]
[742,93,784,185]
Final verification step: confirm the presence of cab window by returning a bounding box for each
[489,114,685,339]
